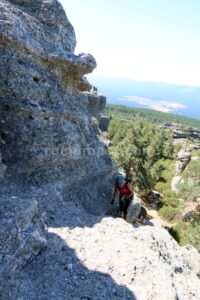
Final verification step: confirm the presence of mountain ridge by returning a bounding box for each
[106,104,200,128]
[88,74,200,120]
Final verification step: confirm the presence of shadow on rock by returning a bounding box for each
[1,231,136,300]
[0,183,136,299]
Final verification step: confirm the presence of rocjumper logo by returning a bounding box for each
[44,144,107,158]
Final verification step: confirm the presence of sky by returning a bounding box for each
[60,0,200,87]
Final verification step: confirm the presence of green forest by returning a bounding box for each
[105,105,200,251]
[106,104,200,128]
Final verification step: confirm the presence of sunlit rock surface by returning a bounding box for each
[0,1,199,299]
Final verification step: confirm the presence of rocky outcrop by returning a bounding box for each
[182,204,200,224]
[159,123,177,129]
[176,149,192,173]
[173,129,188,139]
[99,115,110,131]
[159,123,200,140]
[1,202,200,300]
[0,0,115,193]
[0,194,47,279]
[82,92,106,121]
[1,1,200,299]
[159,123,187,139]
[0,0,115,286]
[171,175,182,192]
[187,127,200,139]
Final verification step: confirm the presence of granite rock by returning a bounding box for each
[0,0,116,287]
[176,149,192,173]
[0,1,199,299]
[99,115,110,131]
[1,202,199,300]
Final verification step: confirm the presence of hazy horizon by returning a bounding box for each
[88,74,200,120]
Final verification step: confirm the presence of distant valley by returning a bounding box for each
[88,75,200,120]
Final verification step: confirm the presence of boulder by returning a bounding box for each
[182,204,200,224]
[126,196,141,223]
[99,115,110,131]
[0,195,47,278]
[171,175,182,192]
[176,149,192,173]
[173,129,188,139]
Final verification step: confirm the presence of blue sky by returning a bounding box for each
[60,0,200,87]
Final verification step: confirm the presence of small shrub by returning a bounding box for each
[161,196,180,208]
[170,222,200,251]
[159,206,180,221]
[168,227,181,242]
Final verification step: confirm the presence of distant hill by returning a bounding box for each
[106,104,200,128]
[87,75,200,120]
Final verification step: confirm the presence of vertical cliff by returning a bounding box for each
[0,0,115,207]
[0,0,116,284]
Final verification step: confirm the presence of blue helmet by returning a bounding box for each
[116,173,124,185]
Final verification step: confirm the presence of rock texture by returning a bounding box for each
[0,0,115,200]
[172,130,188,139]
[1,202,200,300]
[0,149,6,177]
[182,204,200,224]
[159,123,200,138]
[187,127,200,139]
[0,1,200,299]
[0,194,47,278]
[171,175,182,192]
[0,0,115,288]
[99,115,110,132]
[176,149,192,173]
[82,92,106,121]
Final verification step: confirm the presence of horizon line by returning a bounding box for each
[87,73,200,88]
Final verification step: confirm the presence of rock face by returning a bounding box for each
[0,149,6,177]
[99,115,110,131]
[173,129,188,139]
[171,175,182,192]
[1,202,200,300]
[1,1,200,299]
[188,127,200,139]
[0,195,47,278]
[0,0,115,287]
[159,123,200,141]
[0,0,115,196]
[82,92,106,121]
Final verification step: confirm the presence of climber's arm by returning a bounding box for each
[111,184,118,204]
[126,182,134,199]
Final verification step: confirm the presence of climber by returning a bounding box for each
[111,173,134,220]
[91,86,98,94]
